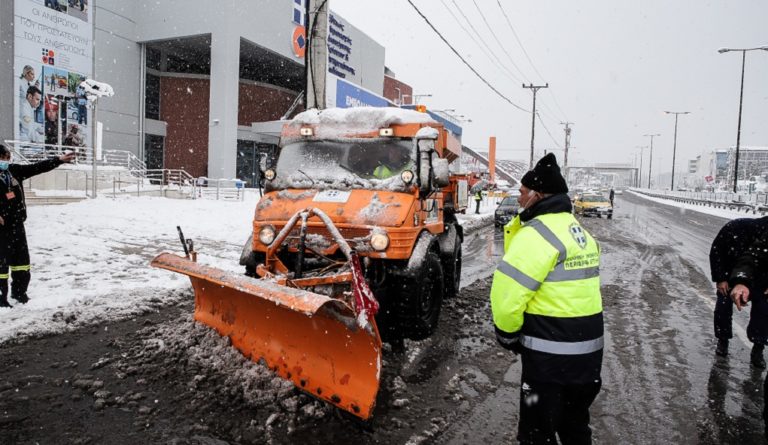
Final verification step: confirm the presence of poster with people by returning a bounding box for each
[14,0,93,149]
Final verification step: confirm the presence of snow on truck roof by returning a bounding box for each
[290,107,438,137]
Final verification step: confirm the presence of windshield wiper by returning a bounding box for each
[297,169,315,186]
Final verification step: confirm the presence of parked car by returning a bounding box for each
[495,196,520,227]
[574,193,613,219]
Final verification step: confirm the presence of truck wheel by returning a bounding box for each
[442,239,461,299]
[399,251,444,340]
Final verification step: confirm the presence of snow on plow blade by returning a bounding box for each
[150,253,382,419]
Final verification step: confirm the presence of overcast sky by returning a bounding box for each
[332,0,768,174]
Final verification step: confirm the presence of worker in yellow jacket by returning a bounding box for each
[491,153,603,444]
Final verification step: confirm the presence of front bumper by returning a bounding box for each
[495,213,515,226]
[582,207,612,217]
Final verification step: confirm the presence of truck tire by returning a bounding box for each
[398,251,444,340]
[239,232,264,277]
[442,238,462,299]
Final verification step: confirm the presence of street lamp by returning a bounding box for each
[664,111,690,191]
[634,145,647,188]
[644,134,660,189]
[718,45,768,192]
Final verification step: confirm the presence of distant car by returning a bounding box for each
[574,193,613,219]
[495,196,520,227]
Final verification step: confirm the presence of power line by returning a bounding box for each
[471,0,528,81]
[439,0,523,84]
[447,0,524,84]
[495,0,570,122]
[537,113,562,149]
[405,0,529,113]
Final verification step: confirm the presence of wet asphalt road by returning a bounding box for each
[2,193,767,444]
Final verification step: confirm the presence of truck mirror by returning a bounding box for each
[432,158,450,187]
[419,149,432,195]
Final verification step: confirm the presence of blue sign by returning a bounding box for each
[335,78,389,108]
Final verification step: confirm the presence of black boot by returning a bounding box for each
[11,293,29,304]
[715,338,729,357]
[751,344,766,369]
[0,296,11,308]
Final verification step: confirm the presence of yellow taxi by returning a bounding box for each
[573,193,613,219]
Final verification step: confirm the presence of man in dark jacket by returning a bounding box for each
[728,231,768,437]
[709,217,768,366]
[0,144,75,307]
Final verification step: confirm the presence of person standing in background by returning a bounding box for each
[710,216,768,367]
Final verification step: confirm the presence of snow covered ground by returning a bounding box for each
[0,192,496,344]
[627,190,765,221]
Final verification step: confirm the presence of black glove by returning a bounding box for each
[495,326,523,355]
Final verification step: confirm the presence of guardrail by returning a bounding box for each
[194,178,247,201]
[631,188,768,215]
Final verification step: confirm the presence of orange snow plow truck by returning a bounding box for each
[151,107,468,419]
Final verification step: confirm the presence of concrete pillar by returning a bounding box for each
[0,1,14,142]
[207,32,240,179]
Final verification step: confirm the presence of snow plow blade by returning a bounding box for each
[150,253,382,419]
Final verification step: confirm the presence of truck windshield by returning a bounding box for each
[272,139,414,190]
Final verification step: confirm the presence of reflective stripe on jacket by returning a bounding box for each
[491,211,603,383]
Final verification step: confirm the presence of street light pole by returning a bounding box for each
[718,45,768,192]
[644,134,660,189]
[523,83,548,169]
[635,145,646,188]
[664,111,690,191]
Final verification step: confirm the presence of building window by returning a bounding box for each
[146,47,162,71]
[145,73,160,120]
[145,134,164,170]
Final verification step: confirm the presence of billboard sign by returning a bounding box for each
[14,0,93,148]
[331,76,389,108]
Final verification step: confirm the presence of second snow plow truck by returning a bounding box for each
[151,107,467,419]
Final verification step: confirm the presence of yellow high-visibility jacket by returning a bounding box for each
[492,209,603,383]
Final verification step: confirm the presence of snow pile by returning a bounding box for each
[457,214,495,234]
[0,194,256,344]
[290,107,436,138]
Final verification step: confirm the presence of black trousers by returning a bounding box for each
[714,290,768,345]
[0,222,31,301]
[518,378,602,445]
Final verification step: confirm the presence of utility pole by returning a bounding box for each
[522,83,548,169]
[560,121,573,168]
[718,46,768,192]
[635,145,647,188]
[644,134,660,189]
[305,0,328,110]
[664,111,690,191]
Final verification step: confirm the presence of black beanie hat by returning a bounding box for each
[520,153,568,194]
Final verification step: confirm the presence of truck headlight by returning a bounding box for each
[264,169,276,181]
[370,233,390,251]
[400,170,414,184]
[258,225,276,245]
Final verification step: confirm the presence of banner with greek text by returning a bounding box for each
[14,0,93,149]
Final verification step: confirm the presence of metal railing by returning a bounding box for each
[632,188,768,215]
[4,140,147,177]
[194,178,247,201]
[5,140,254,202]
